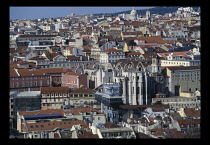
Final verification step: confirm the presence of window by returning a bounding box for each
[34,81,37,86]
[16,82,19,87]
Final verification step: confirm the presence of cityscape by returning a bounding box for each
[9,6,200,139]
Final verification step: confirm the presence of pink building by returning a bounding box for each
[10,68,51,92]
[62,72,87,90]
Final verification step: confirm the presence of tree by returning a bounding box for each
[128,40,137,50]
[153,100,162,104]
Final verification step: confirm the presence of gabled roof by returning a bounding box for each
[104,122,122,128]
[26,120,88,132]
[166,66,200,71]
[64,72,82,76]
[44,53,61,60]
[28,56,47,61]
[70,86,94,94]
[41,87,69,94]
[18,109,64,116]
[183,108,200,118]
[127,51,142,56]
[10,68,19,77]
[70,107,103,115]
[157,51,193,59]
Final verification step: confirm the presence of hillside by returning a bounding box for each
[94,6,199,17]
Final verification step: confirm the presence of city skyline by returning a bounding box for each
[10,7,154,20]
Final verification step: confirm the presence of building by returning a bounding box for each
[10,68,51,92]
[95,83,123,124]
[10,90,41,129]
[152,96,200,111]
[69,86,98,109]
[64,107,106,124]
[62,72,88,89]
[163,66,200,96]
[40,87,69,110]
[90,122,136,139]
[100,48,125,64]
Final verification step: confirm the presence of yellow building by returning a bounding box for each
[123,43,129,52]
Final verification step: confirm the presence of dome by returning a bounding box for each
[130,9,137,16]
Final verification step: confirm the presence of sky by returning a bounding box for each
[10,7,154,20]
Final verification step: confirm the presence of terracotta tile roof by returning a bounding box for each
[115,37,124,42]
[77,129,99,139]
[28,56,47,60]
[152,131,165,136]
[77,134,99,139]
[183,108,200,118]
[70,86,94,94]
[26,120,88,132]
[36,68,71,74]
[157,51,193,59]
[82,45,92,49]
[140,54,155,60]
[41,87,69,94]
[167,66,200,71]
[119,104,169,110]
[127,51,142,56]
[137,132,154,139]
[104,122,122,128]
[19,109,64,116]
[10,68,19,77]
[44,53,60,60]
[59,29,69,32]
[64,72,82,76]
[19,35,58,38]
[15,69,44,76]
[71,107,103,115]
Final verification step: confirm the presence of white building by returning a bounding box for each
[100,48,125,64]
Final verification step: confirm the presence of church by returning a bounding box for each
[119,7,151,21]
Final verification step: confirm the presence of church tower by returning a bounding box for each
[151,54,161,75]
[146,10,151,19]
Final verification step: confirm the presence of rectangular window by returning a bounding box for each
[34,81,37,86]
[16,82,19,87]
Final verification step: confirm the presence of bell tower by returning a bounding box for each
[151,54,161,74]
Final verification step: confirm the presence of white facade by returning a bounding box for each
[100,51,125,64]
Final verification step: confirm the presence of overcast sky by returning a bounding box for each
[10,7,154,20]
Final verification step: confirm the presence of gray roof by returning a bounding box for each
[16,91,41,98]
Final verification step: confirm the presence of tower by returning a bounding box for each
[146,10,151,19]
[151,54,161,75]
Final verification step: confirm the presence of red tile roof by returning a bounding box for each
[18,109,64,116]
[26,120,88,132]
[70,86,94,94]
[64,72,82,76]
[70,107,103,115]
[41,87,69,94]
[167,66,200,71]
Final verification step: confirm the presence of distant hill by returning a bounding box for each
[94,6,199,16]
